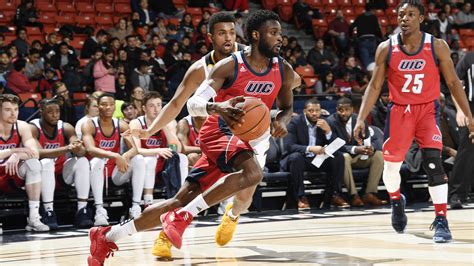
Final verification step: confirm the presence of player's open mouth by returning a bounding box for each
[223,43,233,48]
[401,25,409,30]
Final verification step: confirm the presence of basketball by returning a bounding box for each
[231,97,270,141]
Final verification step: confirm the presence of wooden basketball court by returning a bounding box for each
[1,204,473,265]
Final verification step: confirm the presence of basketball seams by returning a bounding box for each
[233,103,269,136]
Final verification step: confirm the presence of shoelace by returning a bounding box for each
[429,220,446,231]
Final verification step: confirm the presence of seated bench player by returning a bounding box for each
[30,98,92,229]
[0,94,48,231]
[129,91,188,207]
[82,93,145,225]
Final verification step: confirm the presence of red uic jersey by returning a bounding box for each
[0,123,21,164]
[30,119,66,173]
[183,115,199,147]
[214,50,283,110]
[89,117,120,175]
[137,116,168,172]
[387,32,440,105]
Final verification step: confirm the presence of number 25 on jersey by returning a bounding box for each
[401,74,424,94]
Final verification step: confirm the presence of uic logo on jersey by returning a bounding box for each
[0,143,17,150]
[146,138,162,147]
[244,81,275,95]
[398,59,426,71]
[432,134,442,143]
[99,140,116,148]
[44,143,60,149]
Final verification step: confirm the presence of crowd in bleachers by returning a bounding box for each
[0,0,472,231]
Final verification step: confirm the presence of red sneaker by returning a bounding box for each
[160,209,193,249]
[88,226,119,266]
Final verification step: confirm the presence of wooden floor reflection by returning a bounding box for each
[1,207,473,265]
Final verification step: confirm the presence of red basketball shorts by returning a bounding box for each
[383,101,443,162]
[0,165,24,193]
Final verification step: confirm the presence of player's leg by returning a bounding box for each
[18,159,49,232]
[89,157,108,226]
[110,155,145,218]
[177,153,189,185]
[39,158,58,229]
[62,157,93,228]
[382,104,415,233]
[416,102,451,243]
[142,156,158,207]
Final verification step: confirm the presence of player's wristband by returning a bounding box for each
[187,80,216,117]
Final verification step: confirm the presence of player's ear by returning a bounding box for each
[207,32,213,40]
[252,30,259,42]
[419,14,424,23]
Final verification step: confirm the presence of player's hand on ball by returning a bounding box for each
[214,96,246,129]
[271,120,288,138]
[353,120,366,145]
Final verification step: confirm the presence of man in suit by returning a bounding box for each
[281,98,348,209]
[328,97,386,207]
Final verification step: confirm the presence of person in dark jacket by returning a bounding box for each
[280,98,348,209]
[14,0,43,30]
[81,30,109,59]
[11,27,29,57]
[370,83,389,130]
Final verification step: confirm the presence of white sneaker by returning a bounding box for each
[94,207,109,226]
[129,204,141,219]
[25,217,50,232]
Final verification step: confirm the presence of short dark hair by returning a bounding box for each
[121,101,135,113]
[97,93,115,104]
[142,91,162,106]
[0,94,20,106]
[16,27,26,36]
[39,98,61,110]
[96,29,108,37]
[304,97,320,108]
[397,0,425,15]
[246,10,280,43]
[13,59,27,71]
[336,96,353,107]
[208,11,235,34]
[29,48,40,55]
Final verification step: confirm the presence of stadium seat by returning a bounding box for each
[192,17,201,27]
[172,0,187,9]
[96,3,114,14]
[43,25,57,34]
[374,9,385,17]
[79,58,90,67]
[459,29,474,37]
[37,2,56,13]
[303,77,318,88]
[76,15,96,26]
[386,7,397,17]
[295,65,316,78]
[305,0,323,9]
[337,0,352,7]
[70,38,84,50]
[72,92,88,106]
[355,6,365,16]
[95,0,113,3]
[186,7,203,18]
[57,2,76,14]
[96,16,114,27]
[203,7,221,14]
[388,15,398,26]
[379,17,389,28]
[322,0,337,8]
[0,13,12,24]
[342,7,354,17]
[387,0,397,7]
[352,0,365,7]
[0,1,16,11]
[28,35,45,43]
[26,27,42,36]
[18,93,41,108]
[278,4,293,22]
[167,17,180,27]
[76,3,95,15]
[262,0,277,10]
[55,14,76,26]
[39,14,56,25]
[115,4,132,15]
[312,19,328,38]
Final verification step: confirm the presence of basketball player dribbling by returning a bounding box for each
[354,0,474,243]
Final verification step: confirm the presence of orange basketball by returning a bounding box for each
[232,97,270,141]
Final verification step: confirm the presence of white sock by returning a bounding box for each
[180,194,209,217]
[429,183,448,204]
[227,209,239,220]
[144,194,153,205]
[29,201,40,220]
[105,219,138,242]
[77,201,87,210]
[43,202,54,211]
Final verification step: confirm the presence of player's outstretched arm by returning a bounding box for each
[354,40,389,143]
[143,61,207,138]
[436,39,474,127]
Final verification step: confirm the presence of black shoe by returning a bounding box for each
[390,194,407,233]
[42,210,59,230]
[430,216,452,243]
[449,196,463,209]
[74,206,94,228]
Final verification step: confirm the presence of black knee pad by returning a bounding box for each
[421,148,447,186]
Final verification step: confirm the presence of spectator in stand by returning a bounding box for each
[6,58,35,94]
[451,51,460,67]
[179,13,195,38]
[427,2,438,21]
[130,86,144,116]
[180,35,195,54]
[31,40,42,53]
[334,71,359,95]
[37,67,58,94]
[436,10,453,41]
[369,83,389,130]
[292,46,307,68]
[53,81,77,125]
[94,48,116,94]
[338,55,363,83]
[315,71,337,94]
[12,27,29,58]
[8,45,19,63]
[108,18,133,44]
[306,38,336,74]
[234,12,247,43]
[81,30,109,59]
[192,23,211,48]
[166,50,192,95]
[192,42,208,61]
[137,0,157,26]
[121,101,138,123]
[328,10,350,54]
[115,72,132,101]
[50,42,79,72]
[442,3,455,25]
[0,51,13,86]
[293,0,322,34]
[42,33,57,58]
[224,0,249,13]
[109,38,121,60]
[83,48,103,90]
[14,0,42,30]
[140,49,165,85]
[125,35,142,69]
[197,10,211,28]
[25,48,43,81]
[163,39,182,69]
[75,92,102,139]
[62,61,84,93]
[288,37,302,52]
[149,0,178,18]
[152,18,169,44]
[349,3,383,68]
[130,61,153,92]
[0,35,7,53]
[455,2,474,29]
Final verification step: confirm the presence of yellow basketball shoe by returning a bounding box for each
[215,203,239,246]
[151,231,173,258]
